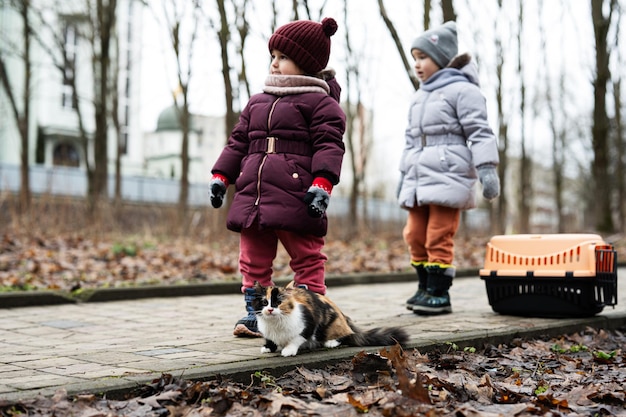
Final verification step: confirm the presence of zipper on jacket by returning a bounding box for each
[254,98,281,206]
[254,155,268,206]
[267,97,280,128]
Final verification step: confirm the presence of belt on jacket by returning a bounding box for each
[249,137,313,156]
[420,135,467,148]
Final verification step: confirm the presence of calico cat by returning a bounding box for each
[251,281,409,357]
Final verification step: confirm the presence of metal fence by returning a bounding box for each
[0,163,407,222]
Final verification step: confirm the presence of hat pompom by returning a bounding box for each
[321,18,338,37]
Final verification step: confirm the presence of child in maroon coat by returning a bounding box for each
[209,18,346,337]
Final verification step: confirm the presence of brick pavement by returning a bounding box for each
[0,268,624,402]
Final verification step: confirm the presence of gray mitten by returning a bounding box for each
[303,186,330,218]
[209,177,227,208]
[477,165,500,200]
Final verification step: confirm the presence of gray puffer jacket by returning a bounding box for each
[397,53,499,210]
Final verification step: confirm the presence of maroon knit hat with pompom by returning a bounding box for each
[268,17,338,74]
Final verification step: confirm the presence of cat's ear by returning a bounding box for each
[285,280,296,290]
[254,281,263,292]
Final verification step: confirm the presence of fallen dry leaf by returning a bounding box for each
[1,327,624,416]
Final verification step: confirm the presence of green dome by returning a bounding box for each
[156,105,199,132]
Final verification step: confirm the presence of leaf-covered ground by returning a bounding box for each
[0,233,495,292]
[2,196,625,292]
[1,327,624,416]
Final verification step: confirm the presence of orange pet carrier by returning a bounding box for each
[479,234,618,317]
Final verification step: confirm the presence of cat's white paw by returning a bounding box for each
[260,346,272,354]
[281,345,299,357]
[324,339,341,348]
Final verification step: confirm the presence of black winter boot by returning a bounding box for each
[233,287,262,338]
[405,262,428,310]
[412,264,454,315]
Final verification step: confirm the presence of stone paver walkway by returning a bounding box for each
[1,269,624,402]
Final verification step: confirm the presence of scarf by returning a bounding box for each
[263,75,330,96]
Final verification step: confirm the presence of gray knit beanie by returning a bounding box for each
[411,21,458,69]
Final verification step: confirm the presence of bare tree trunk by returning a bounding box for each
[18,0,31,214]
[234,0,251,100]
[538,0,565,233]
[546,78,567,234]
[179,97,190,216]
[0,0,32,214]
[490,39,509,234]
[377,0,419,90]
[612,5,624,233]
[88,0,117,214]
[343,0,358,237]
[423,0,431,30]
[216,0,237,140]
[612,78,623,232]
[112,87,122,205]
[166,0,200,219]
[111,9,122,206]
[215,0,245,215]
[517,0,531,233]
[441,0,456,22]
[590,0,616,233]
[614,6,625,233]
[493,7,508,235]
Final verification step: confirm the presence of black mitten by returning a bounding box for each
[303,186,330,218]
[209,177,227,208]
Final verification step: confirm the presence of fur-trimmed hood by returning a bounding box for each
[447,52,472,70]
[420,53,480,92]
[319,68,342,103]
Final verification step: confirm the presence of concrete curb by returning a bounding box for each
[0,269,479,308]
[73,312,626,401]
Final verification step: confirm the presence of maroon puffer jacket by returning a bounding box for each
[212,85,346,237]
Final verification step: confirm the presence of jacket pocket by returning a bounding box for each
[438,145,472,175]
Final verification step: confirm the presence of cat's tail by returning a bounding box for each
[342,326,409,347]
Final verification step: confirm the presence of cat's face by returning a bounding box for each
[252,284,297,318]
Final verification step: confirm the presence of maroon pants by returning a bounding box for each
[403,204,461,266]
[239,226,327,295]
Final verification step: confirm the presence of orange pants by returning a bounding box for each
[403,204,461,265]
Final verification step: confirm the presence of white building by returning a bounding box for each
[0,0,144,175]
[144,105,225,183]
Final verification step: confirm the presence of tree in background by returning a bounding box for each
[0,0,32,214]
[342,0,370,237]
[492,0,509,235]
[3,0,624,237]
[613,6,625,233]
[516,0,532,233]
[377,0,419,90]
[14,0,115,215]
[215,0,238,142]
[590,0,616,233]
[156,0,201,219]
[87,0,117,212]
[211,0,248,222]
[233,0,251,100]
[441,0,456,22]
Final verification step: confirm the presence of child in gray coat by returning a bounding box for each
[397,21,500,315]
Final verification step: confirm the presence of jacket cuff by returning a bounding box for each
[211,173,229,187]
[312,177,333,195]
